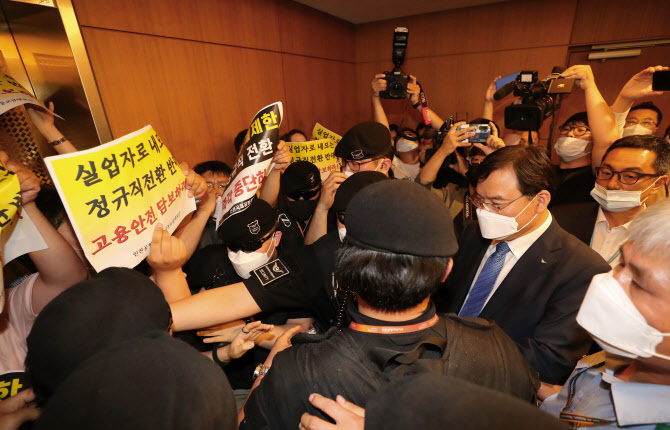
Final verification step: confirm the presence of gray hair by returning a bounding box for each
[627,198,670,255]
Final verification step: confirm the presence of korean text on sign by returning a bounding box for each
[45,125,196,272]
[216,102,283,228]
[286,139,339,180]
[312,122,342,143]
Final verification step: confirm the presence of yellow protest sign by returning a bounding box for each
[45,126,196,272]
[312,123,341,143]
[0,158,20,299]
[0,159,20,238]
[286,139,339,180]
[0,72,62,117]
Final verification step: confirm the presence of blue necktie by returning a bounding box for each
[459,242,510,318]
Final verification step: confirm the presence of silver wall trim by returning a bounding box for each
[55,0,111,144]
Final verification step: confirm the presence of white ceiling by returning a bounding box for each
[292,0,510,24]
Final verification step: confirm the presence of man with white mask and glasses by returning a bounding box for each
[610,66,668,138]
[553,135,669,268]
[433,145,611,385]
[541,198,670,428]
[551,65,621,207]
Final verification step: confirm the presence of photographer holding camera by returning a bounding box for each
[482,76,540,146]
[550,65,620,207]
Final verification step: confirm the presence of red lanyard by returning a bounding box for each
[349,314,439,334]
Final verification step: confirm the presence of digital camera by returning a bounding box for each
[455,124,491,144]
[497,68,575,131]
[379,27,409,99]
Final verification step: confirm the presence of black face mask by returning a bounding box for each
[286,199,318,221]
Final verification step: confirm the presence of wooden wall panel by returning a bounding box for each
[571,0,670,45]
[282,54,357,138]
[73,0,283,52]
[276,1,355,62]
[74,0,356,166]
[81,27,286,167]
[355,0,577,63]
[73,0,355,62]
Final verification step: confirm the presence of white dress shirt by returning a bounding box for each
[459,213,553,314]
[590,207,632,268]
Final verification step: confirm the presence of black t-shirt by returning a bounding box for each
[551,166,596,207]
[243,245,336,331]
[276,212,308,252]
[183,244,241,294]
[241,303,538,430]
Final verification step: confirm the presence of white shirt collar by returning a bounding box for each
[504,212,553,260]
[602,372,670,426]
[595,207,635,232]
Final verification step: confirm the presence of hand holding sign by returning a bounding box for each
[147,223,188,273]
[0,72,63,119]
[216,102,283,229]
[3,156,40,207]
[272,140,292,173]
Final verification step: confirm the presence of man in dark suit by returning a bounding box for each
[434,146,611,385]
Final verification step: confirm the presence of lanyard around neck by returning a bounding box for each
[349,314,439,334]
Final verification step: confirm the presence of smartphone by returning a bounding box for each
[495,72,520,91]
[652,70,670,91]
[456,124,491,144]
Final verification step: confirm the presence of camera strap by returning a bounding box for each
[417,82,432,126]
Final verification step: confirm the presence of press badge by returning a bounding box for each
[252,259,290,286]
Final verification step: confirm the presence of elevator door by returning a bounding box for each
[0,0,105,182]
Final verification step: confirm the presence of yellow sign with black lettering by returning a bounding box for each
[45,126,196,272]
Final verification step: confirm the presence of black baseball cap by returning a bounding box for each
[345,180,458,257]
[335,122,393,161]
[280,161,321,195]
[218,199,277,251]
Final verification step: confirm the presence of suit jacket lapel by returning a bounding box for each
[444,222,490,313]
[479,220,561,319]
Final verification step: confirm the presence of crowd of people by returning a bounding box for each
[1,63,669,429]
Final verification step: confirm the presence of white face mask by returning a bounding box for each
[338,227,346,242]
[577,271,670,361]
[396,138,419,152]
[476,195,538,240]
[555,136,591,163]
[227,234,275,279]
[590,180,658,213]
[622,124,654,137]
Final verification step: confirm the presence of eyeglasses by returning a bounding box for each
[624,118,657,129]
[558,125,590,137]
[227,230,276,252]
[336,211,345,225]
[338,157,381,172]
[285,187,320,201]
[595,167,659,185]
[471,193,526,213]
[207,182,227,190]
